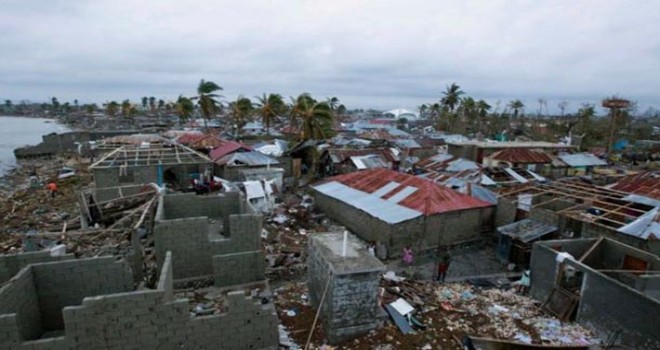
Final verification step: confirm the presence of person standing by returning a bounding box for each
[46,182,58,198]
[402,246,413,265]
[436,254,450,282]
[367,242,376,257]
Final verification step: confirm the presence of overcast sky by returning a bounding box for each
[1,0,659,114]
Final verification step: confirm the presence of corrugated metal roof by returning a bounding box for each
[350,155,389,170]
[209,141,252,160]
[558,153,607,167]
[489,148,554,164]
[313,182,422,224]
[393,139,422,149]
[618,207,660,240]
[498,219,557,243]
[315,168,493,215]
[327,148,399,163]
[215,151,279,166]
[611,171,660,200]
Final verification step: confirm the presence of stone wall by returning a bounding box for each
[0,253,279,350]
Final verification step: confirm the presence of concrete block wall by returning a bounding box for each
[578,266,660,350]
[314,189,492,257]
[155,193,265,284]
[213,251,265,287]
[530,240,660,350]
[582,222,660,256]
[308,233,384,344]
[31,257,133,331]
[0,268,42,342]
[495,198,517,228]
[0,252,278,350]
[0,251,74,284]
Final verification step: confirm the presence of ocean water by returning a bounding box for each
[0,116,70,176]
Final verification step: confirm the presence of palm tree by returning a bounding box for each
[157,99,165,112]
[291,93,334,140]
[508,100,525,119]
[476,100,491,133]
[51,97,60,114]
[129,105,139,117]
[440,83,464,113]
[254,93,286,135]
[327,97,340,112]
[429,103,442,130]
[84,104,97,114]
[174,95,194,123]
[148,97,156,114]
[141,97,148,111]
[4,100,12,113]
[459,97,477,133]
[121,100,131,117]
[105,101,119,117]
[418,104,428,119]
[228,96,253,137]
[192,79,223,132]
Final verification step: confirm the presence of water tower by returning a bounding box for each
[602,97,630,153]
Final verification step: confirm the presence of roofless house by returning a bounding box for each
[90,142,212,202]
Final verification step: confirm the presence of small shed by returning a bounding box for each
[497,219,557,266]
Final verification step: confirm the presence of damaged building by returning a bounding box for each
[0,252,278,349]
[153,192,266,287]
[496,180,660,256]
[530,237,660,350]
[90,142,213,202]
[312,168,495,256]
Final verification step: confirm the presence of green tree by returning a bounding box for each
[254,93,286,135]
[228,96,254,135]
[4,100,12,113]
[148,96,156,114]
[291,93,334,140]
[440,83,464,113]
[85,103,97,114]
[51,97,60,114]
[508,100,525,119]
[157,99,165,112]
[418,104,428,119]
[129,105,139,117]
[476,99,491,134]
[105,101,119,117]
[175,95,195,123]
[121,99,132,117]
[193,79,223,131]
[141,97,148,111]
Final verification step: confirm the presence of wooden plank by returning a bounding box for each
[579,237,603,262]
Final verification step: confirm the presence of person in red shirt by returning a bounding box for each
[46,182,58,198]
[436,253,450,283]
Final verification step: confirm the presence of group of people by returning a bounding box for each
[28,168,58,198]
[399,245,452,283]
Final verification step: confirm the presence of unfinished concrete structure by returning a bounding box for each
[312,169,495,256]
[154,192,266,287]
[0,252,278,349]
[308,233,385,344]
[445,140,573,164]
[90,142,212,202]
[496,180,660,256]
[530,238,660,349]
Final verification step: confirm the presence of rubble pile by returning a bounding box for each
[263,194,335,281]
[0,157,92,233]
[273,277,599,350]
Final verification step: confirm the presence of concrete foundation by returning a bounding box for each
[154,192,266,287]
[307,233,385,344]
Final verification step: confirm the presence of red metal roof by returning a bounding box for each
[209,140,252,160]
[489,148,554,164]
[176,132,207,144]
[321,168,493,215]
[610,171,660,200]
